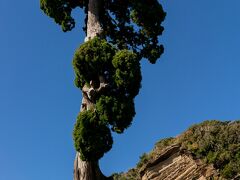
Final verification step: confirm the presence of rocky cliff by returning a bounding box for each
[113,120,240,180]
[140,145,220,180]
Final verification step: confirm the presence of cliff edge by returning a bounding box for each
[113,120,240,180]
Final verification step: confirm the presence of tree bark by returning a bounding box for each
[74,152,106,180]
[85,0,103,42]
[74,0,106,180]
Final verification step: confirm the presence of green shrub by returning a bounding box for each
[179,120,240,178]
[73,110,113,161]
[137,153,149,169]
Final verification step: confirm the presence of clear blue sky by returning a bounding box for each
[1,0,240,179]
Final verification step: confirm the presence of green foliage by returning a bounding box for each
[136,153,149,169]
[73,37,116,88]
[103,0,166,63]
[73,110,113,161]
[96,95,135,133]
[112,169,139,180]
[40,0,166,63]
[112,50,141,98]
[40,0,84,32]
[155,137,175,150]
[73,37,142,159]
[221,162,238,179]
[179,120,240,179]
[73,38,141,97]
[112,173,126,180]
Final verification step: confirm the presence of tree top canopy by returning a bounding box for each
[40,0,166,63]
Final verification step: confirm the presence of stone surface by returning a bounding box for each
[140,146,220,180]
[117,145,223,180]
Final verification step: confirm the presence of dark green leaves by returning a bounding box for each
[41,0,166,63]
[103,0,166,63]
[73,38,140,133]
[40,0,84,32]
[73,38,141,160]
[73,37,116,88]
[73,110,113,161]
[112,50,141,97]
[96,95,135,133]
[72,38,141,97]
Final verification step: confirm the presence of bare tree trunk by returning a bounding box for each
[74,0,106,180]
[85,0,103,42]
[74,152,106,180]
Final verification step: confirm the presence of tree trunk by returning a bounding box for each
[74,0,106,180]
[85,0,103,42]
[74,152,106,180]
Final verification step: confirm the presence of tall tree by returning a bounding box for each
[40,0,166,179]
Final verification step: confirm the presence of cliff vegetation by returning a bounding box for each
[113,120,240,180]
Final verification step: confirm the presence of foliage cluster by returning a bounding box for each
[154,137,175,150]
[40,0,84,32]
[73,38,116,88]
[72,38,141,160]
[73,38,141,97]
[73,110,113,161]
[40,0,166,63]
[135,138,175,170]
[136,153,149,169]
[179,120,240,179]
[112,168,139,180]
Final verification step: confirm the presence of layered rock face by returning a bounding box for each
[113,120,240,180]
[140,145,220,180]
